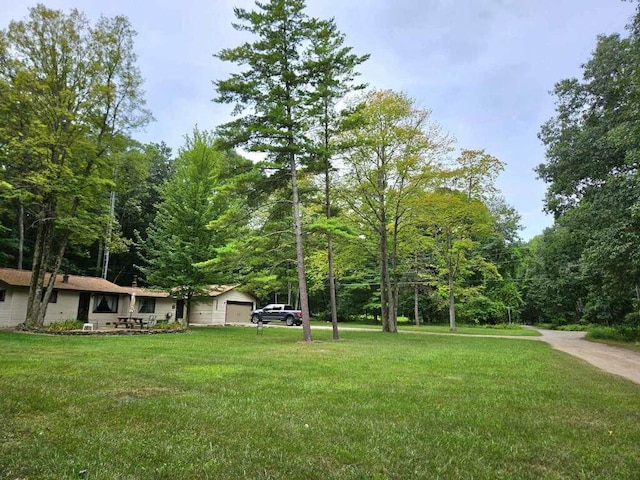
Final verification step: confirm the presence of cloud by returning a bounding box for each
[0,0,635,239]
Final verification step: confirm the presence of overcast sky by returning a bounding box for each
[1,1,635,239]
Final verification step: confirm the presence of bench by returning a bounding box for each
[114,317,136,328]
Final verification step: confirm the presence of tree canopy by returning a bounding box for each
[530,2,640,329]
[0,4,151,326]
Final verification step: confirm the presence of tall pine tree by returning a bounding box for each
[215,0,367,341]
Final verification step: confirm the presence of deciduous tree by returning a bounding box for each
[417,189,496,331]
[534,4,640,326]
[142,128,244,324]
[0,5,151,326]
[338,89,451,332]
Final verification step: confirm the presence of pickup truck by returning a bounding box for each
[250,304,303,326]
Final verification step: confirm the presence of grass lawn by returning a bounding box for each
[314,321,541,336]
[1,327,638,479]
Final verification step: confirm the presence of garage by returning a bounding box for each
[225,301,253,324]
[190,285,257,325]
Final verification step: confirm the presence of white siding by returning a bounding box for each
[154,298,177,321]
[43,291,79,325]
[0,289,83,327]
[191,298,216,325]
[87,295,176,327]
[0,289,26,327]
[191,290,255,325]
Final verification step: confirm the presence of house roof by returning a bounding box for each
[207,284,238,297]
[128,286,170,298]
[207,284,257,300]
[0,268,130,294]
[0,268,250,299]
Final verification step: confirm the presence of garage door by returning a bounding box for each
[225,301,253,324]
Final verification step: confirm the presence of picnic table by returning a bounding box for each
[114,316,144,328]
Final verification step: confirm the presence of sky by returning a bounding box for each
[1,1,636,240]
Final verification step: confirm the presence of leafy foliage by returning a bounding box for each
[0,5,151,325]
[530,5,640,329]
[141,128,250,322]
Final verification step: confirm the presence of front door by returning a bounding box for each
[77,292,91,321]
[176,299,185,320]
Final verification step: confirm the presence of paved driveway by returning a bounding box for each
[532,328,640,385]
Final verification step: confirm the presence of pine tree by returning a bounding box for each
[215,0,338,341]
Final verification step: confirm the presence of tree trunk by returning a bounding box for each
[377,166,393,332]
[389,210,403,332]
[447,233,457,332]
[327,234,339,340]
[389,280,398,332]
[18,202,24,270]
[96,239,104,278]
[26,206,55,327]
[185,294,190,326]
[37,234,69,325]
[380,227,395,332]
[290,151,312,342]
[26,219,45,326]
[448,271,456,332]
[325,154,339,340]
[414,283,420,326]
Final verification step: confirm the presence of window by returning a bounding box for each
[0,290,5,301]
[93,294,119,313]
[137,298,156,313]
[41,289,58,303]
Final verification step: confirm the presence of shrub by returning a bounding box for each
[556,324,590,332]
[587,326,640,342]
[619,326,640,342]
[153,321,185,330]
[623,311,640,327]
[479,323,525,331]
[456,296,505,325]
[535,322,555,330]
[47,320,84,331]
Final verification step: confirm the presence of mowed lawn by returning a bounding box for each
[1,328,639,479]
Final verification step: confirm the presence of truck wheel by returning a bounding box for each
[285,315,294,326]
[251,314,260,324]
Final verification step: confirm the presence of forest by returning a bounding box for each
[1,1,639,341]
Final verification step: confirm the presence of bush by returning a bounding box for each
[587,326,640,342]
[47,320,84,331]
[534,323,590,331]
[623,311,640,327]
[456,296,506,325]
[535,322,555,330]
[556,324,590,332]
[479,323,525,331]
[153,321,184,330]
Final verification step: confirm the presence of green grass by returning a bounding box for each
[312,321,541,336]
[1,327,639,479]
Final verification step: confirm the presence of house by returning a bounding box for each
[188,285,257,326]
[125,286,176,324]
[0,268,175,328]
